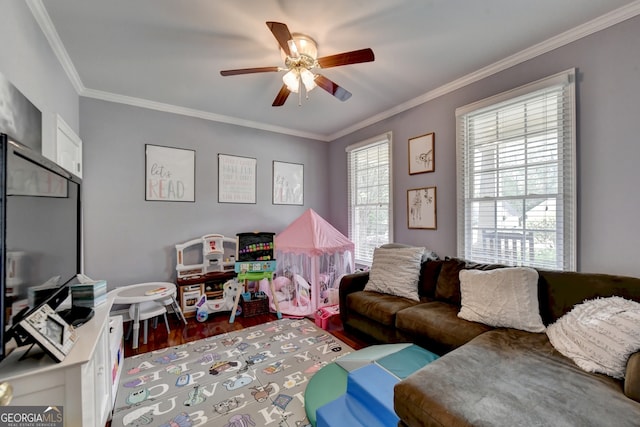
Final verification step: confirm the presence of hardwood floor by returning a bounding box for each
[123,311,369,357]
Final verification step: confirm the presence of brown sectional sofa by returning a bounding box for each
[339,257,640,426]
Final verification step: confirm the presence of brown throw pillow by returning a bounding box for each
[434,258,466,305]
[418,259,445,298]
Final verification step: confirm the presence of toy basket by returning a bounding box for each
[240,294,269,317]
[315,304,340,330]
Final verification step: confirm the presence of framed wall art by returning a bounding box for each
[273,161,304,205]
[408,132,435,174]
[218,153,257,204]
[407,186,437,229]
[145,144,195,202]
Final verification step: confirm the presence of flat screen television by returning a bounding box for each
[0,133,82,361]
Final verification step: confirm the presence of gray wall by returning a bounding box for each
[329,15,640,277]
[0,1,79,152]
[80,98,329,287]
[4,1,640,284]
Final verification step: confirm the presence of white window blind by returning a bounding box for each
[456,70,576,270]
[347,133,393,265]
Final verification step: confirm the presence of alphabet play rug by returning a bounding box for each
[111,318,353,427]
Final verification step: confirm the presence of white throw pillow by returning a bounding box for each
[546,296,640,379]
[364,246,425,301]
[458,267,545,333]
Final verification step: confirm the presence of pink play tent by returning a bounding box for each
[263,209,354,317]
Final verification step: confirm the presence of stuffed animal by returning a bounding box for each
[292,274,311,307]
[272,276,294,302]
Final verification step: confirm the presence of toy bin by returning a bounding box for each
[315,304,340,330]
[240,293,269,317]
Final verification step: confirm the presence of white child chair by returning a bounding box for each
[127,301,170,345]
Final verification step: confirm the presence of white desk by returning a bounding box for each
[111,282,186,349]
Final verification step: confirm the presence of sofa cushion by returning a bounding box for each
[396,301,493,353]
[458,267,545,333]
[418,259,445,300]
[364,246,424,301]
[434,258,466,305]
[394,329,640,427]
[546,296,640,379]
[346,291,418,326]
[625,352,640,402]
[537,270,640,324]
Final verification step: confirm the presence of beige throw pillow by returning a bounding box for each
[546,296,640,379]
[364,246,425,301]
[458,267,545,333]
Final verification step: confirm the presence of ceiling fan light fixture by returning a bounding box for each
[221,22,374,107]
[283,69,300,93]
[294,34,318,59]
[300,68,317,92]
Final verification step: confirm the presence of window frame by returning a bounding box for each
[346,132,393,266]
[455,69,576,270]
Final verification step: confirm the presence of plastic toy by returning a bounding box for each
[205,280,238,314]
[175,234,236,279]
[195,295,208,322]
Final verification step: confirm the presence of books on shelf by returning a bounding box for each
[70,280,107,308]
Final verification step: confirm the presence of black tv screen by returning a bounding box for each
[1,133,81,360]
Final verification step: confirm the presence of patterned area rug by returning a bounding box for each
[111,318,353,427]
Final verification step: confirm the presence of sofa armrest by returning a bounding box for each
[624,351,640,403]
[339,272,369,323]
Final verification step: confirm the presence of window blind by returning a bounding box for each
[346,133,393,265]
[456,70,576,270]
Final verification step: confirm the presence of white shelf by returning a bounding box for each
[0,295,119,426]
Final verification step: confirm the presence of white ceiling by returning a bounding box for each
[32,0,639,141]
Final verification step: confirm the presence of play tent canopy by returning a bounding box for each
[264,209,354,317]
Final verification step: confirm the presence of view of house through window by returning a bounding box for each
[346,133,393,265]
[456,70,576,271]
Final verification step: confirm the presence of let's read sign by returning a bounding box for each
[145,144,195,202]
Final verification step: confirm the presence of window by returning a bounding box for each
[456,70,576,270]
[347,132,393,265]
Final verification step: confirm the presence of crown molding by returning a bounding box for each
[81,88,328,141]
[29,0,640,142]
[26,0,85,94]
[327,0,640,141]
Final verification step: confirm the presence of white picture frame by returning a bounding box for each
[145,144,195,202]
[218,154,257,204]
[273,161,304,205]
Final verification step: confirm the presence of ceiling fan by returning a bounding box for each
[220,21,375,106]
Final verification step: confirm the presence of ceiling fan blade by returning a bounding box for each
[272,85,291,107]
[315,74,352,101]
[317,48,375,68]
[220,66,280,76]
[266,21,293,56]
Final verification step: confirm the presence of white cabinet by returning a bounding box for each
[0,302,114,426]
[55,114,82,178]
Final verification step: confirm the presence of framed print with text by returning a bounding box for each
[218,154,256,204]
[273,161,304,205]
[145,144,195,202]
